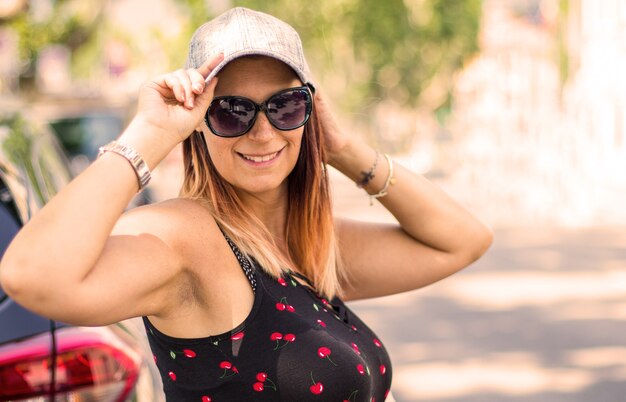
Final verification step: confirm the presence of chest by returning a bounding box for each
[145,270,393,401]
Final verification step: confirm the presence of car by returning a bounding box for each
[0,101,164,401]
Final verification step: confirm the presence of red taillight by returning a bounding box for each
[0,327,141,401]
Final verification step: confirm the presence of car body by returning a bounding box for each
[0,100,164,401]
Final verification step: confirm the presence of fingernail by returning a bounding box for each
[193,83,203,93]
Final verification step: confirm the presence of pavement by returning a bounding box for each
[333,168,626,402]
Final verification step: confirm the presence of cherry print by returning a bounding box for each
[278,277,287,286]
[183,349,196,358]
[356,364,365,375]
[384,389,390,398]
[371,398,376,402]
[310,383,324,395]
[321,298,329,306]
[317,346,331,358]
[168,371,176,381]
[253,372,277,391]
[379,364,386,375]
[316,319,326,328]
[351,342,361,355]
[309,372,324,395]
[284,333,296,342]
[276,297,295,312]
[270,332,283,341]
[218,361,238,379]
[350,325,358,331]
[313,303,320,312]
[231,332,245,341]
[153,355,157,364]
[201,396,212,402]
[373,338,382,347]
[317,346,338,366]
[344,390,358,402]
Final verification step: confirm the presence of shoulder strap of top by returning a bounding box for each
[219,227,257,293]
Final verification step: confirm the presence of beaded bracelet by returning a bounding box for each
[369,153,395,205]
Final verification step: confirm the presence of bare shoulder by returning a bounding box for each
[112,198,224,267]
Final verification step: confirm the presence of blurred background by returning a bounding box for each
[1,0,625,401]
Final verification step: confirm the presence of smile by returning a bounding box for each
[238,148,283,164]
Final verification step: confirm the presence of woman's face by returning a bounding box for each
[199,56,305,200]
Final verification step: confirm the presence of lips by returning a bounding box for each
[240,151,279,162]
[238,146,284,163]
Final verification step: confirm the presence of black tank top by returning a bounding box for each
[143,233,392,401]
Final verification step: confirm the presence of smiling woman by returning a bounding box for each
[0,7,492,401]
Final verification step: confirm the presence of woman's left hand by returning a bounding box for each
[314,90,349,166]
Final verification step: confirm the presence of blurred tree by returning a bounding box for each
[1,0,104,94]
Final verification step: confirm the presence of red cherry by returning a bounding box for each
[270,332,283,341]
[168,371,176,381]
[357,364,365,375]
[373,338,382,347]
[201,396,212,402]
[317,346,331,358]
[310,382,324,394]
[278,278,287,286]
[321,299,329,306]
[183,349,196,358]
[276,303,286,311]
[351,342,361,355]
[286,305,296,312]
[351,325,358,331]
[316,319,326,327]
[256,372,268,382]
[284,333,296,342]
[232,366,239,374]
[253,382,265,392]
[380,364,386,375]
[219,361,232,369]
[231,332,245,341]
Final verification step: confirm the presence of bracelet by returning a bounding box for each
[369,154,395,205]
[98,141,152,190]
[357,151,379,188]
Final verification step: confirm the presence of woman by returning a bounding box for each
[0,7,492,401]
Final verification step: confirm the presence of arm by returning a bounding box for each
[0,55,223,325]
[315,91,493,300]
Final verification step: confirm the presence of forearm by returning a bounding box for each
[0,118,175,294]
[329,137,492,259]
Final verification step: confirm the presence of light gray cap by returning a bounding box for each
[186,7,314,91]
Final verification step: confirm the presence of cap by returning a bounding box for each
[186,7,315,91]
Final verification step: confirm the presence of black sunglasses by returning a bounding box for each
[205,86,313,137]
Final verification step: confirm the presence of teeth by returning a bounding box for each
[241,151,278,162]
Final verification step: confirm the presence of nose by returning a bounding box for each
[246,111,275,142]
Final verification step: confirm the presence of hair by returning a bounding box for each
[180,105,345,299]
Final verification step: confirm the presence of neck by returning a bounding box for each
[236,184,289,249]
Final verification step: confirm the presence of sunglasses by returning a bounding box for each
[205,86,313,137]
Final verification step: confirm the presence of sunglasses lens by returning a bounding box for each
[267,89,311,130]
[208,98,256,137]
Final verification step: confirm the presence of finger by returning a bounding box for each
[187,68,206,95]
[173,69,194,109]
[197,53,225,80]
[194,77,219,111]
[162,74,186,104]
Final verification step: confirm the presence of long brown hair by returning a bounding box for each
[180,105,344,298]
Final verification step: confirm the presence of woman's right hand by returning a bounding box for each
[133,53,224,145]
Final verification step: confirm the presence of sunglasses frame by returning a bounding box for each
[205,86,314,138]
